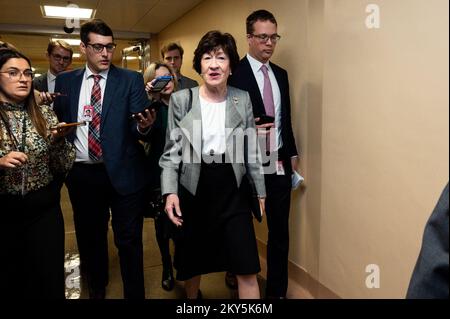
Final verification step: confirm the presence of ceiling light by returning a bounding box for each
[51,38,81,46]
[41,5,95,19]
[72,53,81,58]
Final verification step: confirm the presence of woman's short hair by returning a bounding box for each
[143,61,178,91]
[193,31,240,75]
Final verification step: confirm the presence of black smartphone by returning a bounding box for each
[256,114,275,125]
[150,76,172,92]
[130,103,161,119]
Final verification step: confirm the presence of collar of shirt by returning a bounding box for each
[246,53,272,75]
[47,70,57,82]
[84,64,109,81]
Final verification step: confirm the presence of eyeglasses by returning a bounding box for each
[86,43,117,53]
[250,33,281,43]
[0,69,34,81]
[51,53,72,62]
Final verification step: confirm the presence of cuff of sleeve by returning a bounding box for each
[137,124,152,135]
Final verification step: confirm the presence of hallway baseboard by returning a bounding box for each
[256,239,340,299]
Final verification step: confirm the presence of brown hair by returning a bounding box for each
[192,31,239,75]
[246,10,278,35]
[47,39,73,58]
[161,42,184,59]
[0,49,48,139]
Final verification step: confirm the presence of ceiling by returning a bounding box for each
[0,0,203,74]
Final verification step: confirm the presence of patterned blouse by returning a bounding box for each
[0,102,75,195]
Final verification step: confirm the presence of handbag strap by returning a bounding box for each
[187,88,193,114]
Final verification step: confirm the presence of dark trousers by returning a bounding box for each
[264,163,292,298]
[65,163,146,299]
[0,183,65,299]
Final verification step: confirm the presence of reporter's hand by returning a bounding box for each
[255,117,275,135]
[50,122,75,142]
[133,108,156,130]
[35,90,54,106]
[0,151,28,169]
[258,198,266,218]
[145,80,161,100]
[165,194,183,227]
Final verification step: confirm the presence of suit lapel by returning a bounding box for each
[242,57,265,115]
[179,87,202,158]
[70,69,84,123]
[100,65,118,130]
[270,62,286,122]
[225,91,243,141]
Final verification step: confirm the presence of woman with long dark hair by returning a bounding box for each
[0,48,75,298]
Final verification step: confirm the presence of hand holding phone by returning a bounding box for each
[149,76,172,92]
[256,115,275,125]
[50,122,86,130]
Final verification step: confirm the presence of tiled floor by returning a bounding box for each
[61,186,311,299]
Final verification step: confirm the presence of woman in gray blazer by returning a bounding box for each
[160,31,266,299]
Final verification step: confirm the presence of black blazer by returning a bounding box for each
[33,73,48,92]
[407,182,449,299]
[228,56,298,160]
[53,65,152,196]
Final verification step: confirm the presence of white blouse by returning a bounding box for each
[200,96,226,155]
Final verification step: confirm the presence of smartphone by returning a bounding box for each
[50,122,86,130]
[256,115,275,125]
[49,92,67,98]
[150,76,172,92]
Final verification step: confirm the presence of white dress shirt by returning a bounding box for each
[74,65,109,163]
[200,96,226,155]
[47,70,57,94]
[246,53,283,150]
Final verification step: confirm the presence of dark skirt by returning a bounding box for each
[174,161,261,281]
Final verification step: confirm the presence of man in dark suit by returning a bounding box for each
[33,40,73,94]
[161,42,198,90]
[407,182,449,299]
[229,9,299,299]
[54,19,155,299]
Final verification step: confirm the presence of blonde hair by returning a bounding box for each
[47,39,73,57]
[143,61,178,91]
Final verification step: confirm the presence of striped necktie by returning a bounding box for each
[88,74,102,161]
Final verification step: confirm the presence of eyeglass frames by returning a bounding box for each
[0,69,34,81]
[85,43,117,53]
[249,33,281,43]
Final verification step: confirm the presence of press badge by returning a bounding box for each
[82,105,94,122]
[276,160,286,176]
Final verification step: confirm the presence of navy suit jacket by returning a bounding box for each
[407,182,449,299]
[229,56,298,160]
[53,65,151,196]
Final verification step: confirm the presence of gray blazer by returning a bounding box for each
[160,86,266,198]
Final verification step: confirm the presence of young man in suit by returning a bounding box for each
[53,19,155,299]
[33,40,73,94]
[228,9,299,299]
[161,42,198,90]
